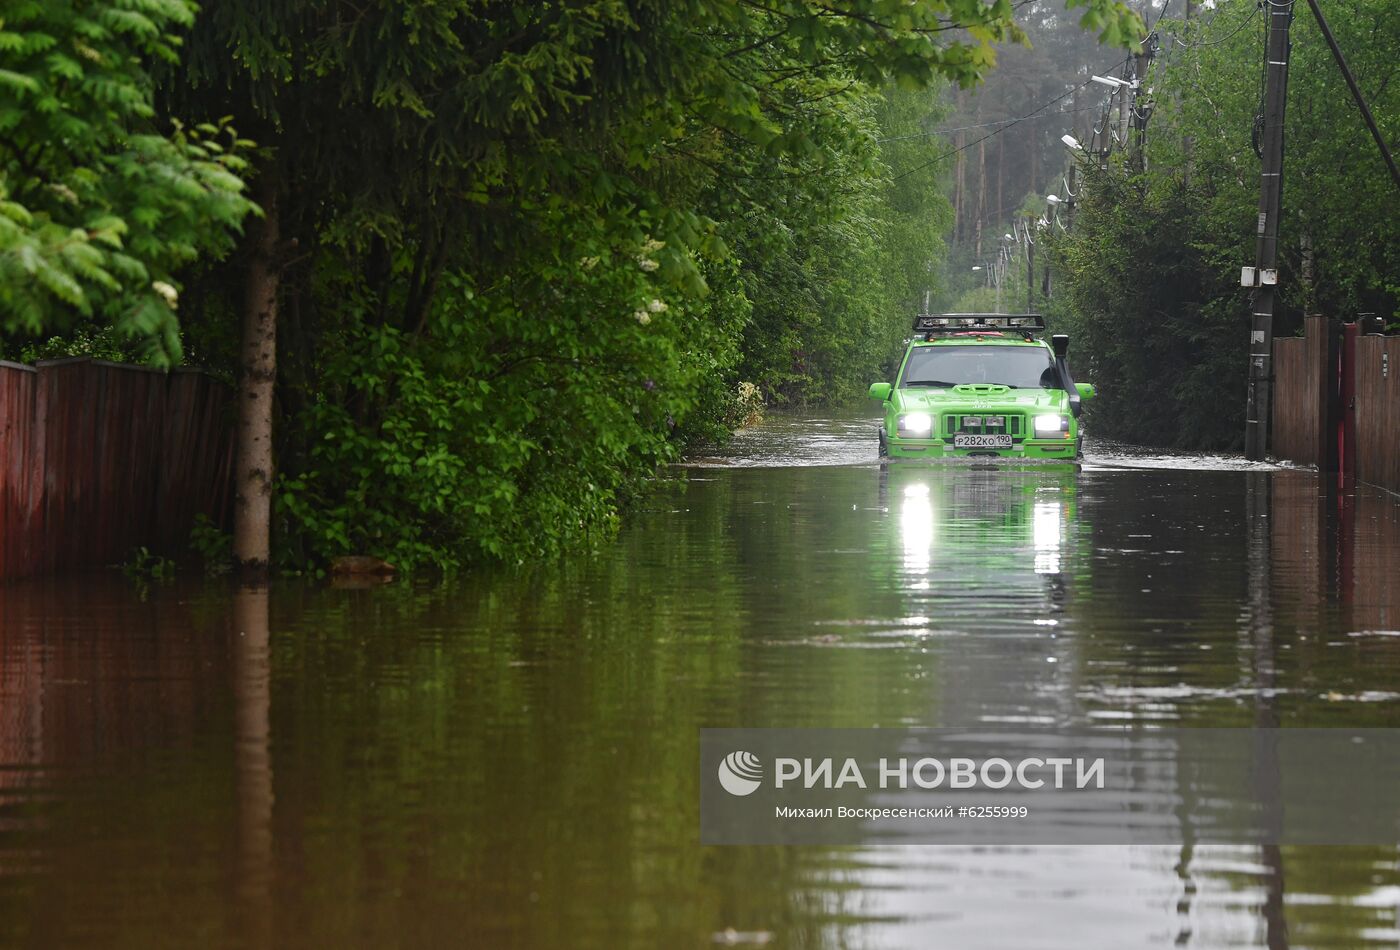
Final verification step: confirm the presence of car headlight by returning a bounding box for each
[1033,413,1069,436]
[898,412,933,436]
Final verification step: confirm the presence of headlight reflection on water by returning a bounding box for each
[1033,501,1063,574]
[898,482,1066,581]
[900,482,935,586]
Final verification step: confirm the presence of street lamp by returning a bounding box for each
[1045,194,1061,206]
[1091,75,1137,90]
[1090,75,1118,89]
[1061,134,1082,151]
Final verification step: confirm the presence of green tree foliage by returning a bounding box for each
[1046,0,1399,449]
[0,0,253,363]
[727,86,954,403]
[157,0,1140,570]
[1049,168,1242,447]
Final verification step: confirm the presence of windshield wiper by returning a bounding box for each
[904,379,954,388]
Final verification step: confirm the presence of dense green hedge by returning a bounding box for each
[1045,0,1398,450]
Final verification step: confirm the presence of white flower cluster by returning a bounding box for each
[637,236,665,272]
[633,299,668,325]
[152,281,179,310]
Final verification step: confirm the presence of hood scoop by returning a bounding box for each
[952,383,1011,396]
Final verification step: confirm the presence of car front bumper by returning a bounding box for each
[885,436,1079,462]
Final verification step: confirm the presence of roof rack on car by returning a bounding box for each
[912,313,1045,340]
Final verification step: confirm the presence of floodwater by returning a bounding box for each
[2,410,1400,949]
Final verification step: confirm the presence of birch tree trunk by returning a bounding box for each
[233,174,279,574]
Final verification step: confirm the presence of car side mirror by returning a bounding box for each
[868,382,892,401]
[1076,382,1096,401]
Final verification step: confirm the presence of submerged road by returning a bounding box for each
[1,410,1399,948]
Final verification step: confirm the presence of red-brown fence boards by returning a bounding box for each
[0,359,233,581]
[1273,320,1398,495]
[0,361,39,581]
[1355,335,1400,495]
[1272,336,1314,466]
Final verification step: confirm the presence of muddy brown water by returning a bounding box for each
[2,411,1399,948]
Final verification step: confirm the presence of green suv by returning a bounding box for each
[867,314,1095,462]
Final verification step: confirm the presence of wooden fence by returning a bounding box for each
[1270,324,1322,466]
[1273,317,1399,494]
[1356,334,1400,494]
[0,358,233,581]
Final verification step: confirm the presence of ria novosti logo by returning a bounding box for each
[716,752,1108,797]
[717,751,764,796]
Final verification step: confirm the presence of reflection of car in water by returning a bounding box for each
[877,464,1078,609]
[868,314,1096,463]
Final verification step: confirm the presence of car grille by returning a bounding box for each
[942,412,1026,440]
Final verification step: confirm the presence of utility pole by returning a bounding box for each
[1182,0,1198,186]
[1243,0,1295,461]
[1117,79,1130,150]
[1065,164,1077,227]
[995,249,1003,314]
[1026,222,1035,314]
[1131,39,1155,169]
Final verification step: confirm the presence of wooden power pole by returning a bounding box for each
[1244,1,1295,461]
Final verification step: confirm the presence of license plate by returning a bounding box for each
[953,434,1012,449]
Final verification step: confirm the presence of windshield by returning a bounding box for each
[900,344,1057,389]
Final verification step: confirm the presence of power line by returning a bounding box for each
[1149,0,1174,35]
[878,104,1104,143]
[1171,1,1261,49]
[890,55,1132,182]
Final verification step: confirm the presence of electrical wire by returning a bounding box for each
[877,104,1105,143]
[1172,1,1261,49]
[889,54,1132,182]
[1149,0,1175,35]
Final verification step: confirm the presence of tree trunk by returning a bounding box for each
[975,137,987,257]
[996,133,1004,223]
[1030,119,1039,198]
[954,136,964,243]
[953,90,965,244]
[233,173,280,575]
